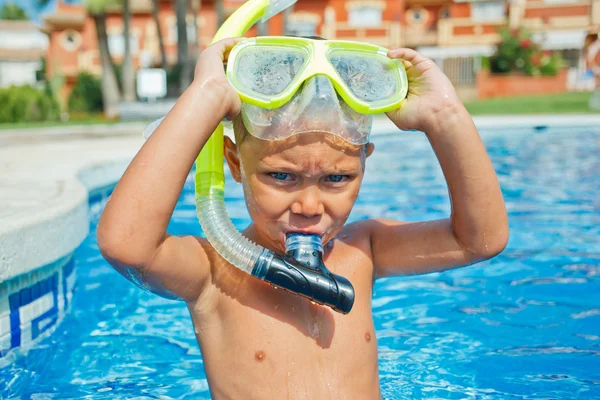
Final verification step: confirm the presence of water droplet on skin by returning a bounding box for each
[310,301,316,305]
[274,304,280,310]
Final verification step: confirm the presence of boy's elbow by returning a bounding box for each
[471,225,509,261]
[97,221,151,270]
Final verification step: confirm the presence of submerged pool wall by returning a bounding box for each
[0,162,127,361]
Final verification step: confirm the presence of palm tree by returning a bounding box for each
[215,0,224,28]
[85,0,122,118]
[151,0,168,70]
[283,6,293,35]
[174,0,192,93]
[257,21,268,36]
[122,0,136,101]
[189,0,201,61]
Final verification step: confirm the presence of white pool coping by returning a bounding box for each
[1,113,599,284]
[0,135,144,282]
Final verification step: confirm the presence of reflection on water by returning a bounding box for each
[1,126,599,399]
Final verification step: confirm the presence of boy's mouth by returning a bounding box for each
[280,227,325,250]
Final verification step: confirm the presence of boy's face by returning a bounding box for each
[225,133,374,254]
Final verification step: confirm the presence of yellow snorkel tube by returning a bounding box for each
[195,0,355,314]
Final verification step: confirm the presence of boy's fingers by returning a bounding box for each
[205,37,244,61]
[388,48,430,67]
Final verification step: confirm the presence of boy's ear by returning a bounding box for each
[224,136,242,183]
[366,143,375,158]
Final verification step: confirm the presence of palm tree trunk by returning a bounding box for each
[190,0,201,61]
[93,13,121,118]
[215,0,224,28]
[122,0,136,101]
[152,0,168,70]
[175,0,192,93]
[257,21,268,36]
[283,6,293,35]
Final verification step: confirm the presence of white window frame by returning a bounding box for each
[470,1,505,23]
[286,20,317,37]
[348,6,382,28]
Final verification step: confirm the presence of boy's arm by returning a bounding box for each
[368,49,509,278]
[97,39,242,301]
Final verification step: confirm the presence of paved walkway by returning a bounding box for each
[0,127,144,282]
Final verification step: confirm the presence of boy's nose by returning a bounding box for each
[291,186,324,218]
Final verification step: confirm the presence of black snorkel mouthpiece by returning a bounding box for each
[251,233,355,314]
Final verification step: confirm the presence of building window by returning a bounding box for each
[348,7,382,28]
[286,21,317,37]
[560,48,581,68]
[471,1,505,23]
[60,29,81,52]
[108,34,139,57]
[439,6,450,19]
[407,7,429,26]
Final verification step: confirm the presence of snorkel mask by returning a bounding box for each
[145,0,407,314]
[228,36,408,144]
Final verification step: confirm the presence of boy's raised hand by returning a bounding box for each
[386,48,462,132]
[194,38,243,120]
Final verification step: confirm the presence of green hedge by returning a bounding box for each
[0,85,60,123]
[68,72,104,113]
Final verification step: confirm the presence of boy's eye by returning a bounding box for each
[269,172,293,181]
[326,175,349,183]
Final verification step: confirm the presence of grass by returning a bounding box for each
[465,91,598,115]
[0,113,131,130]
[1,92,598,130]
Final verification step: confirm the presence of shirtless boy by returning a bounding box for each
[97,37,509,399]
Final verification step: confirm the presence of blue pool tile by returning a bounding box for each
[10,330,20,349]
[8,292,20,311]
[9,312,19,332]
[20,287,31,307]
[31,282,40,302]
[63,258,75,278]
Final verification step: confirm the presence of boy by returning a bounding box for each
[97,38,508,399]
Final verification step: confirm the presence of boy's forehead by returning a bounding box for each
[244,132,364,156]
[241,133,365,170]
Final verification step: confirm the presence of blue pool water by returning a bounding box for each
[2,125,600,399]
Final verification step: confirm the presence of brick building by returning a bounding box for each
[41,0,600,102]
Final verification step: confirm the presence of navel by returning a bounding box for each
[255,350,266,362]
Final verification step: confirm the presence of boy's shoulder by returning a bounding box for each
[331,219,376,256]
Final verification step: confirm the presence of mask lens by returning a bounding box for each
[328,52,398,102]
[235,46,305,96]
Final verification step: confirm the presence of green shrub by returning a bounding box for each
[0,3,28,20]
[68,72,103,113]
[538,52,564,76]
[489,27,565,76]
[0,85,60,123]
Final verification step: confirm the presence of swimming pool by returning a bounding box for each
[1,125,599,399]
